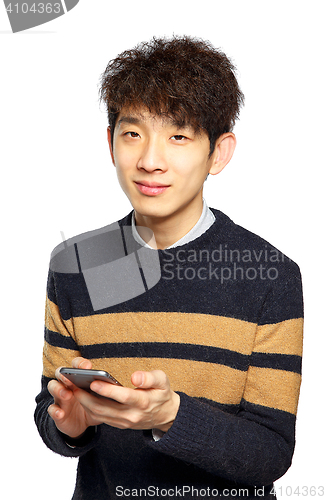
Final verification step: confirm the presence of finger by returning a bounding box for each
[48,379,73,402]
[131,370,169,390]
[55,367,75,388]
[48,379,64,397]
[89,381,138,406]
[89,380,120,399]
[48,403,65,421]
[72,357,92,369]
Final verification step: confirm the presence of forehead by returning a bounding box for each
[116,107,199,133]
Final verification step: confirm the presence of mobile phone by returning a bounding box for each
[59,367,122,392]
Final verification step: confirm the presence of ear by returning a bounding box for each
[208,132,236,176]
[107,127,115,166]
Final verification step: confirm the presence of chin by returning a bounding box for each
[135,205,174,221]
[132,198,170,216]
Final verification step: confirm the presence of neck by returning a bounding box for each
[134,200,204,249]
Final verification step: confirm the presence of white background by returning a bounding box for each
[1,1,325,498]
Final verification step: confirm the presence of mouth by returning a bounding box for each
[134,181,170,196]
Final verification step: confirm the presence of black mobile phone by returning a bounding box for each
[59,367,122,392]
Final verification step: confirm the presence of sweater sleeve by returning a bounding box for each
[34,376,101,458]
[147,261,304,487]
[34,269,100,457]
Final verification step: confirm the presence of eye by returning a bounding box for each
[125,131,140,138]
[171,135,187,141]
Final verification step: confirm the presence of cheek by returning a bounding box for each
[117,149,141,175]
[174,154,210,183]
[114,161,129,192]
[114,152,132,178]
[116,170,131,197]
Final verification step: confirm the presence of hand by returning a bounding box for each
[48,357,180,437]
[81,367,180,432]
[47,358,99,439]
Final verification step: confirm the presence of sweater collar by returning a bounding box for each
[131,199,216,250]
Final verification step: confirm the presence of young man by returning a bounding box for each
[35,37,303,499]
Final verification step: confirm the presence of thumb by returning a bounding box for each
[72,357,93,369]
[131,370,169,390]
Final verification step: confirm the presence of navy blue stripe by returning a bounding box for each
[250,352,302,374]
[43,331,302,374]
[79,342,250,371]
[45,328,79,351]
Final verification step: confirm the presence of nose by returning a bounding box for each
[137,137,167,173]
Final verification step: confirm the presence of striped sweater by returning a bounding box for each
[35,209,304,499]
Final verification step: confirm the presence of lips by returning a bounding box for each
[135,181,170,196]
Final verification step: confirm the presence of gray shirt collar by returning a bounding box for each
[131,199,216,249]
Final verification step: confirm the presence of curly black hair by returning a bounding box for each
[99,36,244,155]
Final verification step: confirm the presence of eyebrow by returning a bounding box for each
[117,115,142,127]
[116,114,195,132]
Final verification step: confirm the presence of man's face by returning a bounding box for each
[108,107,217,224]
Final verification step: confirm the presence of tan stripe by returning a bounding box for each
[45,297,75,338]
[42,341,301,413]
[254,318,303,356]
[90,357,247,405]
[42,342,80,379]
[72,311,257,355]
[244,366,301,415]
